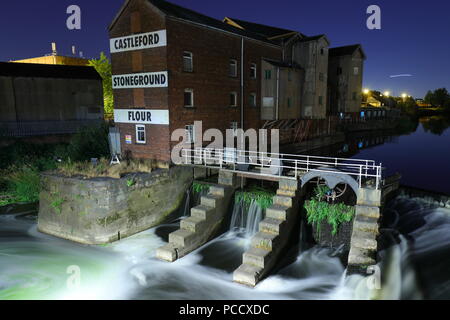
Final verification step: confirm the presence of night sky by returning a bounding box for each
[0,0,448,98]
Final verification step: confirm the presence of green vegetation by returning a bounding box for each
[126,178,136,187]
[67,122,110,162]
[88,52,114,116]
[50,196,65,214]
[235,186,275,210]
[0,123,111,207]
[192,181,210,194]
[305,186,355,236]
[424,88,450,112]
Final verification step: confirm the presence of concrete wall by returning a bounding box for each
[38,166,193,244]
[0,76,103,122]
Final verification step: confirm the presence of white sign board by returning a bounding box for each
[112,71,168,89]
[110,30,167,53]
[114,109,169,125]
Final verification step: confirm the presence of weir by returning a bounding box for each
[156,148,396,286]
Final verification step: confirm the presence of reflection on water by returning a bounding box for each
[324,116,450,194]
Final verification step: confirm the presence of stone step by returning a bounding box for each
[200,194,221,208]
[355,213,379,224]
[259,218,285,235]
[352,229,377,241]
[348,247,376,266]
[273,195,293,207]
[190,205,215,219]
[209,185,225,197]
[356,205,380,219]
[251,232,279,251]
[243,247,271,269]
[180,216,207,233]
[156,243,178,262]
[353,220,379,234]
[276,189,296,197]
[169,229,195,248]
[351,236,378,251]
[279,179,299,192]
[265,204,290,220]
[233,263,264,287]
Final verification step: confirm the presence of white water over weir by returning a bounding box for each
[230,199,263,238]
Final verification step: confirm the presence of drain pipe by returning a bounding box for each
[276,67,280,120]
[240,37,244,132]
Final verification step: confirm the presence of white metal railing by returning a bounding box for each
[180,148,383,189]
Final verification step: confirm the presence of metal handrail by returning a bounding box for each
[181,148,383,189]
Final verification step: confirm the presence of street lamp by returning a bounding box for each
[363,89,370,95]
[401,93,408,99]
[384,91,390,97]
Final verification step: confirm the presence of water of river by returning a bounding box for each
[0,116,449,300]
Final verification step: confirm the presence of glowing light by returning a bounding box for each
[384,91,390,97]
[401,93,408,99]
[363,89,370,94]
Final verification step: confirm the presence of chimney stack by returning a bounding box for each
[51,42,57,56]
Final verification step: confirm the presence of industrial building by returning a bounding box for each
[0,62,104,137]
[109,0,365,162]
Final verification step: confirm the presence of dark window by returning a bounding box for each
[319,96,323,105]
[250,93,257,107]
[183,51,193,72]
[250,63,257,79]
[184,89,194,107]
[136,125,146,144]
[265,70,272,80]
[229,59,237,77]
[230,92,237,107]
[337,67,342,75]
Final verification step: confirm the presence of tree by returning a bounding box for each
[424,88,450,108]
[89,52,114,116]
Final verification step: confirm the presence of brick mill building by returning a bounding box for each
[109,0,365,163]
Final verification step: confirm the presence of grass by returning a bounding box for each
[192,181,210,194]
[235,186,275,210]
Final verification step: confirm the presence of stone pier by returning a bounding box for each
[233,179,301,287]
[156,171,239,262]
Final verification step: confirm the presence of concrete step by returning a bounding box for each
[356,205,380,219]
[273,195,293,207]
[355,213,379,224]
[156,243,178,262]
[200,194,222,208]
[243,247,271,269]
[169,229,195,248]
[209,185,225,197]
[259,218,285,235]
[233,263,264,287]
[351,236,378,251]
[265,204,290,220]
[191,205,215,219]
[352,229,378,240]
[353,220,379,234]
[276,189,296,197]
[180,216,207,233]
[251,232,279,251]
[348,247,376,266]
[279,179,299,192]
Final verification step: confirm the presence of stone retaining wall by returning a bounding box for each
[38,166,193,244]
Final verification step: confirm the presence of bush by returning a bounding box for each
[6,167,41,203]
[68,123,110,161]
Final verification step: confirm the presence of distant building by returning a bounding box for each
[416,99,433,108]
[13,55,89,67]
[328,44,366,115]
[0,62,104,137]
[12,43,89,66]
